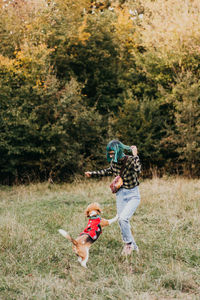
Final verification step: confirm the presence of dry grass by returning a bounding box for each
[0,177,199,299]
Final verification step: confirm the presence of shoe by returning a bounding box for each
[122,243,139,255]
[134,245,139,253]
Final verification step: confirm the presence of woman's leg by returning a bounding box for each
[116,186,140,249]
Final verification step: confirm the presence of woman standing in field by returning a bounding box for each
[85,140,141,255]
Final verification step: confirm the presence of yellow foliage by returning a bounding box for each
[0,55,14,70]
[116,8,133,31]
[138,0,200,60]
[77,16,91,45]
[112,7,136,52]
[0,42,54,90]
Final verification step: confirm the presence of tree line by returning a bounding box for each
[0,0,199,184]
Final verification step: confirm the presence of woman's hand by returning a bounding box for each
[131,145,138,157]
[85,172,92,178]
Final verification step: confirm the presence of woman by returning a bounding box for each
[85,139,141,255]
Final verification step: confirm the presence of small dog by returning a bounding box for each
[58,202,118,268]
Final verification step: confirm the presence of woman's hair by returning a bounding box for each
[106,140,131,163]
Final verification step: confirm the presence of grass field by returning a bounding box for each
[0,177,199,300]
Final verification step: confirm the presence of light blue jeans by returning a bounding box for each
[116,186,140,247]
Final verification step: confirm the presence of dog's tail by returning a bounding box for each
[58,229,78,246]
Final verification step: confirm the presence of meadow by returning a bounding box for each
[0,177,199,299]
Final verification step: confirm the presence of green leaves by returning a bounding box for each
[0,0,200,183]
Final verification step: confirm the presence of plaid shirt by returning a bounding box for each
[90,155,141,189]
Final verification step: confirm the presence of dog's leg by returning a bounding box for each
[77,247,89,268]
[101,215,118,227]
[80,248,89,268]
[108,214,118,225]
[78,256,82,263]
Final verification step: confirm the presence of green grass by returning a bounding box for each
[0,177,200,299]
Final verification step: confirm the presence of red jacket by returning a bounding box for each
[80,216,102,240]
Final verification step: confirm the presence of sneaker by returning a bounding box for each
[134,245,139,253]
[122,243,139,255]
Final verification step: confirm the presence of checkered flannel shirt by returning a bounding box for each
[90,155,141,189]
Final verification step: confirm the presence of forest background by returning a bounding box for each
[0,0,200,185]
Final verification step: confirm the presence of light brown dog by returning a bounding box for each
[58,202,118,268]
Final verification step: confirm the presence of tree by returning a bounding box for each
[161,72,200,176]
[0,43,105,183]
